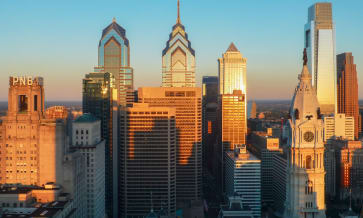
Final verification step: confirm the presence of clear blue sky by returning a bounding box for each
[0,0,362,101]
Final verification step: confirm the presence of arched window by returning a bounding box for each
[294,109,299,119]
[306,155,312,169]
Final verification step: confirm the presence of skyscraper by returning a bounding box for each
[218,43,247,150]
[95,18,134,107]
[83,17,133,217]
[305,2,336,115]
[218,43,247,96]
[119,103,176,217]
[138,87,202,202]
[162,0,195,87]
[337,52,360,139]
[250,101,257,119]
[284,51,326,218]
[202,76,219,178]
[83,72,117,218]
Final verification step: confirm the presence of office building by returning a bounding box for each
[119,103,176,217]
[249,131,282,205]
[94,18,134,106]
[0,76,64,186]
[324,113,354,141]
[220,90,246,151]
[272,153,287,216]
[162,0,195,87]
[84,17,133,217]
[337,52,360,139]
[218,43,247,95]
[202,76,218,176]
[72,114,106,218]
[305,2,336,115]
[138,87,202,202]
[284,53,326,217]
[225,145,261,218]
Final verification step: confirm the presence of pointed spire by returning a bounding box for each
[177,0,181,24]
[226,42,239,52]
[112,17,116,23]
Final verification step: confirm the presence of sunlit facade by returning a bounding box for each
[305,2,336,115]
[162,0,195,87]
[138,87,202,202]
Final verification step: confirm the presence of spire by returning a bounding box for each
[226,42,239,52]
[177,0,181,24]
[300,48,311,82]
[112,17,116,23]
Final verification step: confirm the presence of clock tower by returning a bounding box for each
[284,49,326,218]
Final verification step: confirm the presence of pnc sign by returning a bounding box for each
[10,76,43,86]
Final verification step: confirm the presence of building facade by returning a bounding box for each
[72,114,106,218]
[225,145,261,218]
[162,0,195,88]
[324,113,354,141]
[337,52,360,139]
[304,2,336,115]
[284,57,326,218]
[137,87,202,203]
[119,103,176,217]
[0,76,64,186]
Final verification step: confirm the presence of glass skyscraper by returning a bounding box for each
[95,18,134,107]
[162,0,195,87]
[305,2,336,115]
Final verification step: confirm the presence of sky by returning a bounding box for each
[0,0,362,101]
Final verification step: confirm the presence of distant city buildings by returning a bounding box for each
[305,2,336,115]
[250,101,257,119]
[225,145,261,218]
[337,52,361,139]
[162,0,195,88]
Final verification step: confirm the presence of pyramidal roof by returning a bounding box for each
[226,42,239,52]
[100,18,129,46]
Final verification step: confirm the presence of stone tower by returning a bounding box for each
[284,50,326,218]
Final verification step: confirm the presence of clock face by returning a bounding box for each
[304,131,314,142]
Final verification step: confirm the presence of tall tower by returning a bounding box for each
[218,43,247,149]
[337,52,360,139]
[162,0,196,87]
[304,2,336,115]
[284,50,326,218]
[95,18,134,106]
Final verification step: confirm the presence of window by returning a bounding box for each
[34,95,38,111]
[306,155,312,169]
[18,95,28,112]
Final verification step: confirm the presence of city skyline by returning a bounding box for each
[0,0,362,101]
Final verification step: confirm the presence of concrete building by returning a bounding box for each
[250,101,257,119]
[162,0,195,88]
[119,103,176,217]
[284,54,326,217]
[218,194,254,218]
[225,145,261,218]
[137,87,202,203]
[0,76,64,186]
[324,113,354,141]
[72,114,105,218]
[337,52,361,139]
[305,2,336,115]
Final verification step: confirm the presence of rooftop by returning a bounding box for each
[74,113,99,123]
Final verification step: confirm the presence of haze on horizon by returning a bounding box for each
[0,0,362,101]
